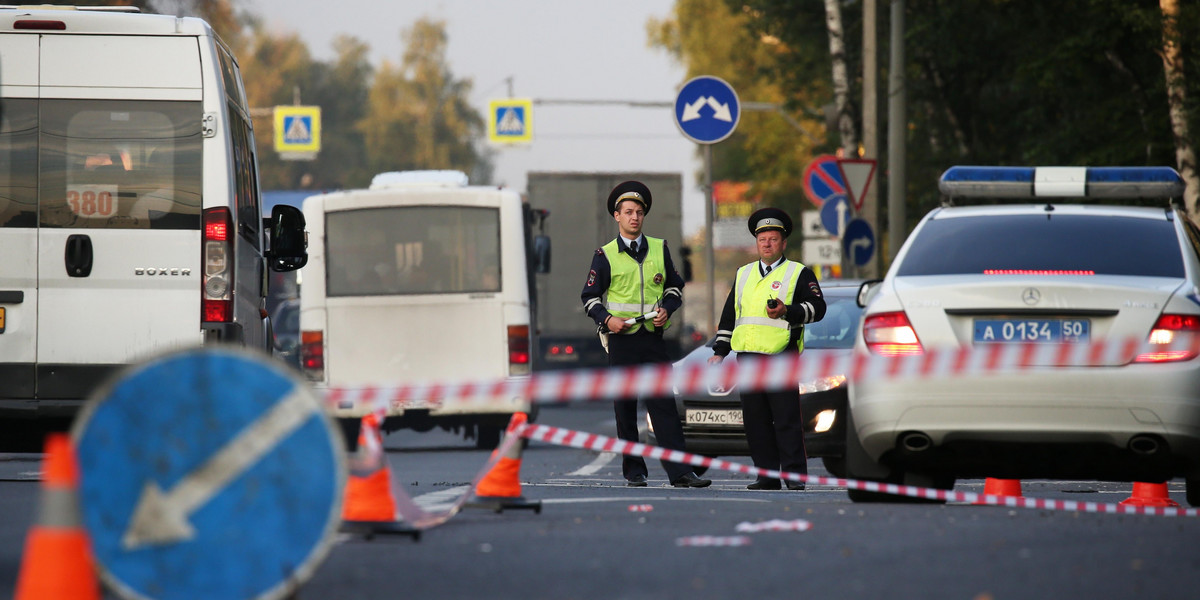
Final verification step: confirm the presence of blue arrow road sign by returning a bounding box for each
[674,75,740,144]
[73,348,346,600]
[842,218,876,267]
[820,194,851,237]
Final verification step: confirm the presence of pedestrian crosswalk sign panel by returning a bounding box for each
[488,98,533,143]
[274,105,322,153]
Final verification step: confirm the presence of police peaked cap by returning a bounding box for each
[607,180,653,215]
[747,207,793,238]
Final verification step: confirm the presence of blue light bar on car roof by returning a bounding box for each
[939,166,1184,199]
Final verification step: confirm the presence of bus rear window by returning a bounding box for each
[325,206,501,296]
[897,214,1185,278]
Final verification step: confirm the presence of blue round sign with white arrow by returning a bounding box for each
[674,75,740,144]
[72,347,346,600]
[842,218,876,267]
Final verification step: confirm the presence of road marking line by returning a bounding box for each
[567,451,615,476]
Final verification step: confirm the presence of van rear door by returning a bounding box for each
[32,35,205,397]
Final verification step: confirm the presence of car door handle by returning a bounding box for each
[65,234,93,278]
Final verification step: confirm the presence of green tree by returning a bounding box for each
[358,18,489,179]
[648,0,826,219]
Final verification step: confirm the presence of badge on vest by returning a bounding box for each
[654,273,663,284]
[771,280,782,290]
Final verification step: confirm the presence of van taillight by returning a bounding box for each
[202,207,233,323]
[1134,314,1200,363]
[508,325,530,375]
[301,330,325,381]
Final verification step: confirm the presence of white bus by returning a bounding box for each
[300,171,544,448]
[0,7,307,433]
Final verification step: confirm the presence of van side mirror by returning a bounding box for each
[857,279,883,308]
[267,205,308,272]
[533,234,551,274]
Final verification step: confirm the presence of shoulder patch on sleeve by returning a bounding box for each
[595,248,604,256]
[587,270,597,286]
[809,281,822,295]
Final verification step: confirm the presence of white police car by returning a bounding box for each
[846,166,1200,505]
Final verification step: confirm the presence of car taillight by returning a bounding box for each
[202,207,233,323]
[863,311,924,356]
[1134,314,1200,363]
[508,325,530,375]
[301,330,325,381]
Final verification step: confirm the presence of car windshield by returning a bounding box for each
[896,213,1184,278]
[802,293,862,349]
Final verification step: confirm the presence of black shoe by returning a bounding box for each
[747,479,782,490]
[785,481,806,491]
[626,474,648,487]
[671,472,712,488]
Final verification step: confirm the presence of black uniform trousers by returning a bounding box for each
[737,352,808,483]
[607,329,691,482]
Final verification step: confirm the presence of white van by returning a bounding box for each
[301,171,543,448]
[0,7,308,427]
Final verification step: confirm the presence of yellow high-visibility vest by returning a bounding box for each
[730,259,804,354]
[601,237,670,334]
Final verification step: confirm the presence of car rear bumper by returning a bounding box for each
[849,362,1200,478]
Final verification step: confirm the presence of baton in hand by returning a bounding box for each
[624,311,659,325]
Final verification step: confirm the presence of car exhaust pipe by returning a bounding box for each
[899,432,933,453]
[1128,435,1162,456]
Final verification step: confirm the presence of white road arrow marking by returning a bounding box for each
[706,96,733,122]
[122,387,318,549]
[681,97,707,122]
[835,200,848,237]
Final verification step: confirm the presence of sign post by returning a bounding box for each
[674,75,740,332]
[73,348,346,600]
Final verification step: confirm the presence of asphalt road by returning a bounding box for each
[1,404,1196,599]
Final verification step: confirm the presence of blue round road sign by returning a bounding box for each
[72,348,346,600]
[674,75,740,144]
[842,218,876,267]
[802,154,848,208]
[819,195,851,237]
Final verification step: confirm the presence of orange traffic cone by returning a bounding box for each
[14,433,101,600]
[975,478,1023,504]
[339,413,418,539]
[467,413,542,513]
[1119,481,1180,508]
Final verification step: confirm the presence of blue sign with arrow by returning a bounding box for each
[820,194,851,237]
[674,75,740,144]
[73,348,346,600]
[842,218,876,267]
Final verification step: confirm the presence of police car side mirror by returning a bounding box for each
[533,234,551,274]
[857,279,883,308]
[268,205,308,272]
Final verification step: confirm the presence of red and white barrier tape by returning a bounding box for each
[322,334,1200,413]
[514,422,1200,518]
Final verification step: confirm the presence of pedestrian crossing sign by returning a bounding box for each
[274,105,322,155]
[488,98,533,144]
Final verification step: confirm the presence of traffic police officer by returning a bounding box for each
[709,207,826,490]
[581,181,711,488]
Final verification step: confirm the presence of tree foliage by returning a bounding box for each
[712,0,1200,232]
[141,1,489,191]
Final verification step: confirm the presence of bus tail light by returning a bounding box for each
[863,311,924,356]
[202,207,233,323]
[508,324,530,375]
[1134,314,1200,363]
[301,330,325,381]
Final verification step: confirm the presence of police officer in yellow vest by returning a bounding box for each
[709,208,826,490]
[581,181,711,488]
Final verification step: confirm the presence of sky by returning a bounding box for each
[243,0,706,235]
